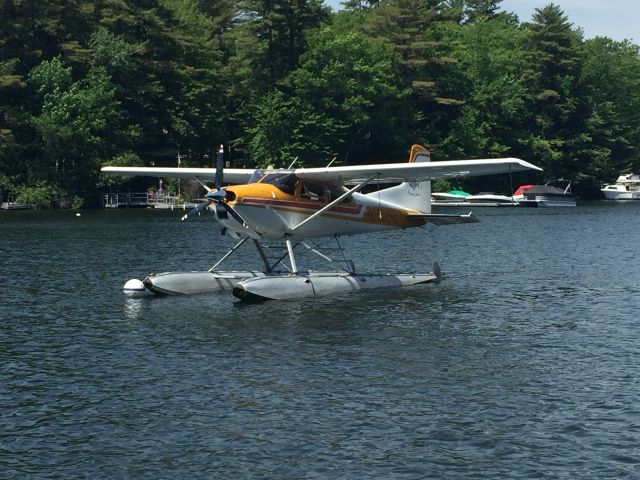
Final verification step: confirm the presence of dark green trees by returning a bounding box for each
[1,0,640,204]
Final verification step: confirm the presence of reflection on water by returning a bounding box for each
[1,204,640,478]
[123,298,145,321]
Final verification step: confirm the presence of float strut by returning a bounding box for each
[208,237,249,272]
[285,235,298,274]
[253,239,272,272]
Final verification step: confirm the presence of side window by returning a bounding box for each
[303,182,326,200]
[330,185,352,203]
[279,175,297,195]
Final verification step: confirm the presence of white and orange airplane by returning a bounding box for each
[102,145,541,300]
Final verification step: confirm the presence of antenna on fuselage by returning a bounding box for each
[287,157,299,169]
[214,144,224,189]
[325,155,337,167]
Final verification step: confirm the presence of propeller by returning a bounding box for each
[180,197,210,221]
[211,192,248,226]
[181,145,248,227]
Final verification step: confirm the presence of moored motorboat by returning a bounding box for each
[601,174,640,200]
[515,179,576,207]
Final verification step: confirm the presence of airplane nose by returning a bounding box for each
[205,189,236,203]
[205,189,226,200]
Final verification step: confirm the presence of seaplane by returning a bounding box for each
[102,145,541,301]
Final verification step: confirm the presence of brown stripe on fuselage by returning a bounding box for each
[240,197,362,215]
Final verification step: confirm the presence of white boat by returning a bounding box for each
[431,190,470,205]
[515,179,576,207]
[0,201,28,210]
[601,174,640,200]
[464,193,519,207]
[432,190,517,207]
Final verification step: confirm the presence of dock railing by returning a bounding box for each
[103,192,149,208]
[103,192,196,210]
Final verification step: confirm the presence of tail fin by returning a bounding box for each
[409,144,431,164]
[367,144,432,213]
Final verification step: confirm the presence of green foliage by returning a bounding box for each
[71,196,84,209]
[247,91,340,167]
[27,56,73,98]
[28,58,135,195]
[248,25,411,165]
[578,38,640,184]
[439,14,530,158]
[432,178,453,193]
[88,30,138,76]
[15,181,65,209]
[519,3,584,178]
[1,0,640,202]
[98,152,143,187]
[0,173,17,197]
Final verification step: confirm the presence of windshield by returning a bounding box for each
[247,169,268,184]
[260,172,298,195]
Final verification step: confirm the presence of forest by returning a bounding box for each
[1,0,640,207]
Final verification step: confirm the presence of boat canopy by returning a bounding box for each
[513,185,535,196]
[448,190,470,197]
[523,185,567,196]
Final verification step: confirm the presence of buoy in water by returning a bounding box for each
[123,278,147,297]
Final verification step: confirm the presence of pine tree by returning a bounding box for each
[522,3,583,177]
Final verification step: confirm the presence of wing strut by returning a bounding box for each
[290,175,376,232]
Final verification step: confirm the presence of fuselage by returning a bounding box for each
[212,172,427,239]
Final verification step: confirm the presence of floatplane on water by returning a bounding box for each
[102,145,541,301]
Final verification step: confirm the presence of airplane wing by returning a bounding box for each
[294,158,541,184]
[100,166,256,184]
[101,157,541,185]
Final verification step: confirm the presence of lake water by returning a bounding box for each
[2,204,640,478]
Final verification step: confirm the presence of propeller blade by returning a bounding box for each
[182,145,223,222]
[214,144,224,190]
[180,201,210,221]
[218,200,248,227]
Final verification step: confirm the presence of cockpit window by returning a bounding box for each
[330,185,351,203]
[260,173,298,195]
[303,181,326,200]
[248,169,268,184]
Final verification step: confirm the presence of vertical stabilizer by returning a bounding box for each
[367,144,432,213]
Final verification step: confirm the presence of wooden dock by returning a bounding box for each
[103,192,199,210]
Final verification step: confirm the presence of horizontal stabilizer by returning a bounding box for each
[408,212,480,225]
